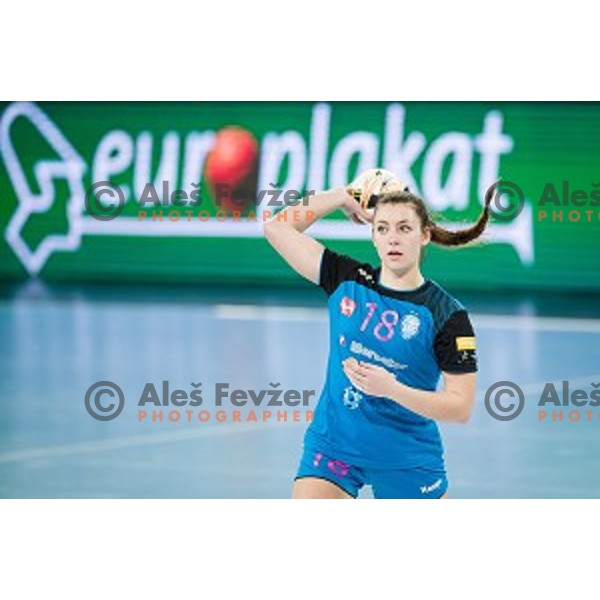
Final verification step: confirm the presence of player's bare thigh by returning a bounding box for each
[292,477,353,499]
[293,478,450,499]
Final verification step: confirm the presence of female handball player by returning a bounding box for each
[263,170,490,499]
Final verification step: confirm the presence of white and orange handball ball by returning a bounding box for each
[346,168,409,223]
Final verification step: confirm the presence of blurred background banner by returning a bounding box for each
[1,101,599,291]
[1,101,600,500]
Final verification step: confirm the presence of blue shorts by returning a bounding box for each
[294,446,448,499]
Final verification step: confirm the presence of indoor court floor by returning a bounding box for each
[1,281,599,498]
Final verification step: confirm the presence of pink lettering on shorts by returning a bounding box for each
[327,459,350,477]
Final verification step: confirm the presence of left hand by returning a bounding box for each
[342,357,398,398]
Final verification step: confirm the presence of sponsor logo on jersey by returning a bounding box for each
[458,350,476,364]
[349,340,407,371]
[342,386,363,410]
[357,268,375,284]
[456,336,476,351]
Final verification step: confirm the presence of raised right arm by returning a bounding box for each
[262,188,370,285]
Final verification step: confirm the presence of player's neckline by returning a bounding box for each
[375,269,432,296]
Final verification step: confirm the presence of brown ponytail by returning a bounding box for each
[373,187,492,247]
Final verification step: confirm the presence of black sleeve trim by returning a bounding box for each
[433,310,478,373]
[319,248,362,296]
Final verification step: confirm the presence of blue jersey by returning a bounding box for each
[304,248,478,470]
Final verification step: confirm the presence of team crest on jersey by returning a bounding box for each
[342,386,362,410]
[340,296,356,317]
[400,312,421,340]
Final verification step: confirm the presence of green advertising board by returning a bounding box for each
[0,101,598,291]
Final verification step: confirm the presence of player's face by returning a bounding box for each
[372,204,430,273]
